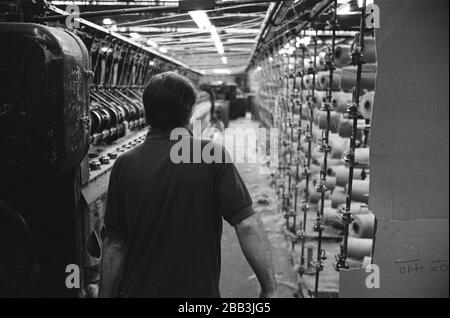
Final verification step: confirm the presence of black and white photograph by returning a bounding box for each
[0,0,448,302]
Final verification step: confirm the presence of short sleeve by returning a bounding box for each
[104,157,128,241]
[215,148,254,226]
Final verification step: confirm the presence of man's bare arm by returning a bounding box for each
[98,237,127,298]
[235,212,277,298]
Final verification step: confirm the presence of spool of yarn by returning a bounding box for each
[311,174,335,191]
[362,256,372,268]
[350,212,375,238]
[316,91,328,104]
[329,135,347,159]
[334,45,351,68]
[331,92,352,113]
[316,157,341,171]
[318,69,342,91]
[303,58,310,70]
[294,76,303,90]
[308,203,318,212]
[296,179,307,191]
[288,78,295,90]
[303,74,313,89]
[355,147,370,168]
[326,176,337,191]
[340,64,377,92]
[310,164,321,176]
[317,52,327,71]
[318,111,341,133]
[311,149,323,160]
[299,141,308,152]
[312,108,320,125]
[316,71,327,91]
[311,125,321,142]
[338,118,365,138]
[348,179,369,203]
[347,238,372,259]
[334,166,364,187]
[337,202,370,216]
[318,199,332,210]
[300,104,309,120]
[323,207,344,229]
[352,37,377,64]
[359,91,374,119]
[302,92,321,109]
[303,56,326,71]
[309,188,330,204]
[325,159,341,170]
[331,186,346,208]
[338,118,352,138]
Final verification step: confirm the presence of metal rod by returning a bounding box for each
[336,0,367,271]
[313,0,338,297]
[299,34,308,271]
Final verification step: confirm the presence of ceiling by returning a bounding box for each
[51,0,272,75]
[49,0,370,75]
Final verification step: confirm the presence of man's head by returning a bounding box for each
[143,72,198,129]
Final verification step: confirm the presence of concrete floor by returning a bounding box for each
[219,116,297,298]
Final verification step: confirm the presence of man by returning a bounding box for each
[99,72,276,298]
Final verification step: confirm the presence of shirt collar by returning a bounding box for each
[146,127,193,142]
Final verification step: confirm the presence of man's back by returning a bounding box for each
[104,129,253,298]
[99,72,276,299]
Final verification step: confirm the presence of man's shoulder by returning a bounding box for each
[113,144,144,166]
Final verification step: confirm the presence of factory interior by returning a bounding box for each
[0,0,448,299]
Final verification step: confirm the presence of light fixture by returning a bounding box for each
[159,47,168,54]
[149,60,155,66]
[210,26,225,55]
[221,56,228,64]
[188,10,211,30]
[256,66,262,72]
[103,18,114,25]
[146,39,158,48]
[189,10,226,56]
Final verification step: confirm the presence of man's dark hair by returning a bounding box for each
[143,72,198,129]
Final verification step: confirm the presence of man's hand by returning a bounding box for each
[98,237,127,298]
[235,212,277,298]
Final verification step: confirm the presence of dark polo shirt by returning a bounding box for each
[104,128,253,298]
